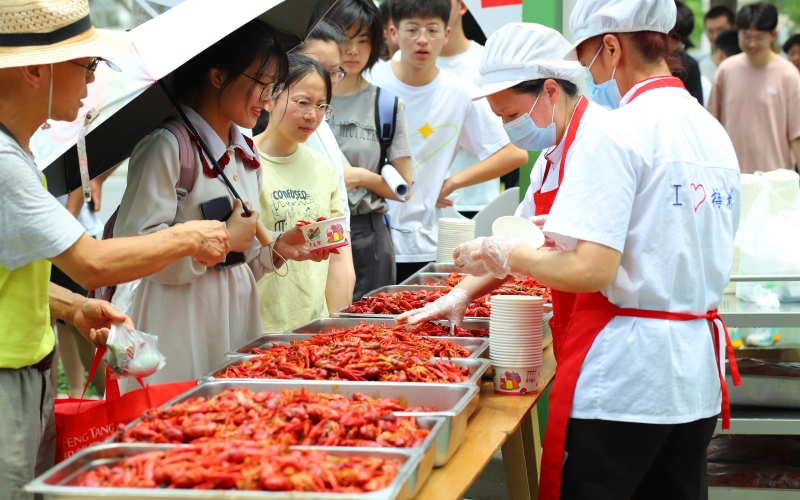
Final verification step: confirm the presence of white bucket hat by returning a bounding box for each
[473,23,584,101]
[0,0,130,69]
[565,0,677,60]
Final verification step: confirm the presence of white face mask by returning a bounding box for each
[585,46,622,109]
[502,91,557,151]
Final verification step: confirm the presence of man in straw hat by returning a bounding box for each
[0,1,233,496]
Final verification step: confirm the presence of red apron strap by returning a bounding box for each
[627,76,686,103]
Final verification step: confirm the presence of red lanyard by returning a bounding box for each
[626,76,686,103]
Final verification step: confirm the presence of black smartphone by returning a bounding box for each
[199,196,245,270]
[200,196,233,222]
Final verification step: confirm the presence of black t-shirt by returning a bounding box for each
[673,50,704,105]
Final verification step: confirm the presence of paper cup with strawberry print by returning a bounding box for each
[298,216,350,253]
[493,365,540,395]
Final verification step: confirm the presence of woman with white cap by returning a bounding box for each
[397,23,604,359]
[454,0,741,498]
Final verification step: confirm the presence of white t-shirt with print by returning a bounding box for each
[516,100,606,219]
[367,63,509,262]
[544,79,741,424]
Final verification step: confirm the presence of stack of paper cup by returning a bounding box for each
[763,169,800,215]
[436,218,476,263]
[740,173,763,223]
[490,295,543,396]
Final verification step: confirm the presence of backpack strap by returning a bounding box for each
[158,119,197,207]
[374,87,399,170]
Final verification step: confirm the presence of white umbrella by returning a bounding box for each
[31,0,333,196]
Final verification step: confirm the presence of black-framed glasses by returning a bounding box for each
[240,73,286,101]
[290,99,335,121]
[70,57,121,77]
[329,67,347,83]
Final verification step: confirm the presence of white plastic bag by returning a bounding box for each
[103,280,166,379]
[737,180,800,303]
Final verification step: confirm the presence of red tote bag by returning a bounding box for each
[54,347,196,462]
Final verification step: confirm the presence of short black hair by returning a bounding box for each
[172,20,288,106]
[307,19,345,45]
[715,29,742,57]
[736,2,778,33]
[390,0,451,28]
[783,34,800,54]
[325,0,384,72]
[510,79,580,100]
[704,5,735,26]
[673,1,695,43]
[379,0,392,26]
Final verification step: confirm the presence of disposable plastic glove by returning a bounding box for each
[455,233,525,279]
[396,288,471,333]
[526,215,570,252]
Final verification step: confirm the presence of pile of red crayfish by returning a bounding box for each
[220,340,470,383]
[344,276,551,317]
[79,442,400,492]
[115,387,430,448]
[410,322,489,338]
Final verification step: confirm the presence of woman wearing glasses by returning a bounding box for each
[253,54,349,332]
[326,0,413,300]
[114,22,307,387]
[293,20,357,304]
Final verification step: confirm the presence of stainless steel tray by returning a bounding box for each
[201,357,491,387]
[399,273,451,286]
[417,263,459,274]
[227,333,489,360]
[289,317,491,335]
[124,380,479,468]
[726,373,800,409]
[26,443,422,500]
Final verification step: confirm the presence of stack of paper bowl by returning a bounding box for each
[490,295,543,396]
[740,173,763,223]
[436,218,476,263]
[763,169,800,215]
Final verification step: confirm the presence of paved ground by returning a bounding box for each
[464,451,508,500]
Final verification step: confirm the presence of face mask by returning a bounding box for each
[585,46,622,109]
[502,92,556,151]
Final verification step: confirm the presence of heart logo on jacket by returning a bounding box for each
[690,183,706,212]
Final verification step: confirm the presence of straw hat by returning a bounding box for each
[0,0,130,69]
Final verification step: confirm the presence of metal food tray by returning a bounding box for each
[289,317,491,335]
[399,273,451,286]
[227,333,489,360]
[120,381,479,468]
[417,263,459,274]
[201,356,492,387]
[726,373,800,409]
[25,443,422,500]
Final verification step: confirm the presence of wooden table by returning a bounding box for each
[416,346,557,500]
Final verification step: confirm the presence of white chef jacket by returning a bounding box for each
[516,100,606,219]
[114,106,278,388]
[545,78,741,424]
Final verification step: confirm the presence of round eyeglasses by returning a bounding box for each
[329,67,347,83]
[240,73,286,101]
[290,99,334,121]
[70,57,121,77]
[398,24,443,40]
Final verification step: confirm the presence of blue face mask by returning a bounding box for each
[502,92,556,152]
[585,46,622,109]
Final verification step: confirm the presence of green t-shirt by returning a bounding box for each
[258,145,344,333]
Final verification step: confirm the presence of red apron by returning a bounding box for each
[533,96,588,358]
[537,77,742,500]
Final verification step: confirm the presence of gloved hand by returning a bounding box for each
[454,233,524,279]
[396,288,471,333]
[528,214,547,229]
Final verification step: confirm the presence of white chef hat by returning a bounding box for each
[472,23,584,101]
[565,0,677,60]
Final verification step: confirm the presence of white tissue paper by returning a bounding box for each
[750,285,781,310]
[381,164,409,201]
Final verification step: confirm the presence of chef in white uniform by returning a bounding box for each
[454,1,742,498]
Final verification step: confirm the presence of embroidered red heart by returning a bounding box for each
[690,183,706,212]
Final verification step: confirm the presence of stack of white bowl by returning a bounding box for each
[436,218,476,263]
[489,295,543,396]
[763,169,800,215]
